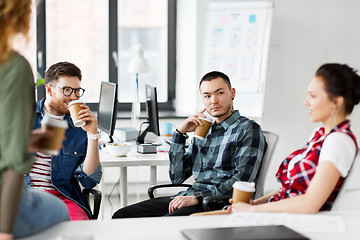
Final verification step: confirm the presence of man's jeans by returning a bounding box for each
[13,186,70,238]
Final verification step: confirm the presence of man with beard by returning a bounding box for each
[29,62,102,220]
[112,71,266,218]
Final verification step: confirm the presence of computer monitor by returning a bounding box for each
[97,81,118,143]
[136,84,160,144]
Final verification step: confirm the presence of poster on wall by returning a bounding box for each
[202,1,273,118]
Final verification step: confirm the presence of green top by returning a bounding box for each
[0,52,35,174]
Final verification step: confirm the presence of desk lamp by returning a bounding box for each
[127,44,151,125]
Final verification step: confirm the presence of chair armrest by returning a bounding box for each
[148,184,192,199]
[82,188,102,219]
[203,195,231,211]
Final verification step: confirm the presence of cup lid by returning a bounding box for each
[41,116,68,129]
[198,116,213,123]
[233,181,255,192]
[68,100,85,108]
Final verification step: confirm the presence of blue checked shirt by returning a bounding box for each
[169,110,267,197]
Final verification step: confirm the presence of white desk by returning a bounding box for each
[100,146,169,207]
[20,211,360,240]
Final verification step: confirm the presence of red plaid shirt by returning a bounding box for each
[269,120,357,211]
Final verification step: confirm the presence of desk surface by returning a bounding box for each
[100,146,169,167]
[99,145,170,210]
[20,211,360,240]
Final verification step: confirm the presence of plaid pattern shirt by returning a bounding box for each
[269,120,357,210]
[169,110,267,197]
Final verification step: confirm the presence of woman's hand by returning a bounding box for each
[0,233,13,240]
[28,129,53,153]
[229,198,254,205]
[229,201,254,212]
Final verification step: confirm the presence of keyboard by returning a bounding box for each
[164,138,172,145]
[164,137,189,148]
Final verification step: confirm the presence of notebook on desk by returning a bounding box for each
[181,225,310,240]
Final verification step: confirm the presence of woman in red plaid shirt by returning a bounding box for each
[231,63,360,213]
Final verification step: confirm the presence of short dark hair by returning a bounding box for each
[45,62,82,85]
[199,71,232,90]
[316,63,360,114]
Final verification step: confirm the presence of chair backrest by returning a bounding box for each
[331,148,360,211]
[254,131,279,199]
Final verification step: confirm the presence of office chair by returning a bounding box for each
[148,183,192,199]
[331,148,360,211]
[81,188,102,219]
[147,131,279,212]
[202,131,279,211]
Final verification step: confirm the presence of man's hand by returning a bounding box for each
[168,196,199,213]
[78,104,98,134]
[28,129,53,153]
[177,108,207,133]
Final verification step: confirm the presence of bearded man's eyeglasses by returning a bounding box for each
[51,84,85,97]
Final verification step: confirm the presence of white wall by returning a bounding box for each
[176,0,360,193]
[175,0,199,115]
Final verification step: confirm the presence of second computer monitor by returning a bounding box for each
[145,84,160,136]
[136,84,160,144]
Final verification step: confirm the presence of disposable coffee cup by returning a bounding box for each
[40,116,68,155]
[68,100,86,127]
[194,117,213,140]
[232,181,255,204]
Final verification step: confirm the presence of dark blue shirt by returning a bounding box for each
[31,97,102,217]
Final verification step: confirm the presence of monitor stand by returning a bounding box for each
[100,132,114,148]
[136,126,158,154]
[137,143,157,154]
[136,127,148,145]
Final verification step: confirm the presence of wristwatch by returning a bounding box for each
[193,192,203,204]
[87,132,101,140]
[175,128,189,139]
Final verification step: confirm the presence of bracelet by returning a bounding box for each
[175,129,189,139]
[87,132,101,140]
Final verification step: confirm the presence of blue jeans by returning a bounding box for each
[13,186,70,238]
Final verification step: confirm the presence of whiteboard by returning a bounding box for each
[201,1,273,118]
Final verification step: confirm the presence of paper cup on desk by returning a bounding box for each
[39,116,68,155]
[68,100,86,127]
[161,122,175,137]
[232,181,255,204]
[194,117,213,140]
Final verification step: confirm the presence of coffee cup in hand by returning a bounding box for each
[232,181,255,204]
[68,100,86,127]
[194,117,213,140]
[39,116,68,155]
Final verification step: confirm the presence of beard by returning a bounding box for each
[47,97,70,115]
[209,103,233,118]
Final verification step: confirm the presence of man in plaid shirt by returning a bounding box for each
[112,71,266,218]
